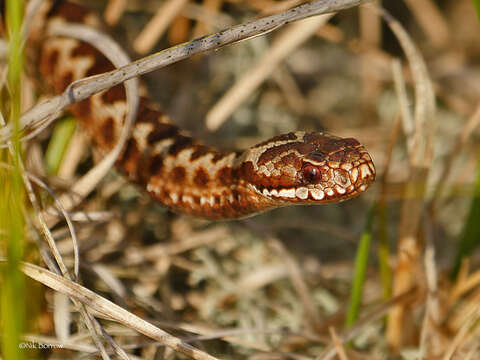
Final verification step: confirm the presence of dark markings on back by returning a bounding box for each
[217,166,234,186]
[73,98,92,119]
[194,168,210,187]
[136,98,165,123]
[147,123,179,144]
[171,166,186,183]
[118,139,140,178]
[41,49,59,77]
[86,55,115,77]
[71,42,96,58]
[236,162,254,183]
[190,145,211,161]
[60,71,73,91]
[148,154,164,175]
[168,135,194,155]
[140,109,162,126]
[101,84,126,104]
[211,152,229,163]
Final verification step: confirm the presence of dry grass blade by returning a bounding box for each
[403,0,450,48]
[23,0,44,44]
[450,267,480,304]
[190,0,225,37]
[328,327,348,360]
[53,292,71,342]
[104,0,127,26]
[392,59,414,152]
[419,219,441,355]
[134,0,190,54]
[19,261,220,360]
[260,0,304,15]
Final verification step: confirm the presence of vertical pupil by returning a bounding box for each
[303,165,320,183]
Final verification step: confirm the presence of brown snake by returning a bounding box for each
[36,1,375,220]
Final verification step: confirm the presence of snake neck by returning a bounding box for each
[114,104,276,219]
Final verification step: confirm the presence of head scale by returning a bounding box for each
[240,131,375,204]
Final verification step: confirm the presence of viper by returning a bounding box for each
[36,1,375,219]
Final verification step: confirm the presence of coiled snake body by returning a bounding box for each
[38,1,375,220]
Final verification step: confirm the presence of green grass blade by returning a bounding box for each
[452,149,480,278]
[473,0,480,23]
[45,117,77,175]
[1,1,26,360]
[345,204,376,327]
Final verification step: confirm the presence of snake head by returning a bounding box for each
[240,131,375,204]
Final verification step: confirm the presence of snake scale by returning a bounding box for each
[36,1,375,220]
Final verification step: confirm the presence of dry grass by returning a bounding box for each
[2,0,480,358]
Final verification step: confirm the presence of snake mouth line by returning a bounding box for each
[252,184,366,202]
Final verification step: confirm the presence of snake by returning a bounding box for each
[36,1,375,220]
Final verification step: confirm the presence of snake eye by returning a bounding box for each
[302,164,321,183]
